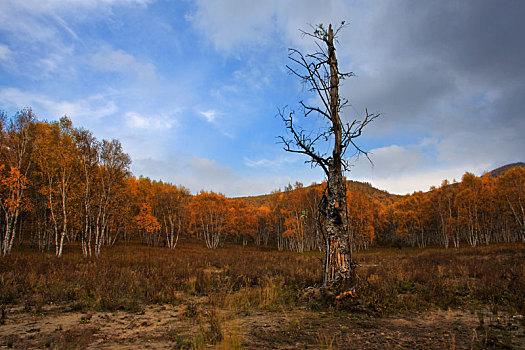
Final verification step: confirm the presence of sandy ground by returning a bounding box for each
[1,300,524,349]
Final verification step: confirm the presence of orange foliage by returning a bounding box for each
[1,108,525,257]
[189,191,228,249]
[1,166,30,213]
[134,203,161,233]
[226,199,257,244]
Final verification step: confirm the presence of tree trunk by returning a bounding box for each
[324,169,353,285]
[323,25,354,287]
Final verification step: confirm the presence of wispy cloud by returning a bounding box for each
[200,109,220,123]
[0,87,117,122]
[1,0,152,17]
[198,109,235,138]
[0,1,155,79]
[89,45,157,85]
[244,155,296,168]
[125,111,175,130]
[0,0,151,43]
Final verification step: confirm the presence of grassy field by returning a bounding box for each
[1,242,524,348]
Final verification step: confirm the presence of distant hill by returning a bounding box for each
[487,162,525,177]
[238,162,524,208]
[237,179,400,207]
[346,180,400,203]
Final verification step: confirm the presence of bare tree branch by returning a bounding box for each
[278,109,329,175]
[278,22,379,287]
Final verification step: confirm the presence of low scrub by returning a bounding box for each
[1,242,523,316]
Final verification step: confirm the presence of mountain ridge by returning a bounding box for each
[486,162,525,177]
[237,162,525,206]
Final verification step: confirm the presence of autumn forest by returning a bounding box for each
[1,108,524,258]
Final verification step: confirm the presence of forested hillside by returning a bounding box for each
[1,109,524,257]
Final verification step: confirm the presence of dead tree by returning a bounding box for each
[279,23,378,287]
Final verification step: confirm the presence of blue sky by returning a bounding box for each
[1,0,524,197]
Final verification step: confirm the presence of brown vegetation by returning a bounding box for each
[1,242,524,348]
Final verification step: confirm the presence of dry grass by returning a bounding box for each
[0,242,319,313]
[1,243,525,349]
[1,242,524,318]
[353,244,525,315]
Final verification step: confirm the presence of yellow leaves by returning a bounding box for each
[134,203,160,233]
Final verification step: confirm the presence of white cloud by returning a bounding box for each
[1,0,151,16]
[39,49,76,77]
[233,67,271,90]
[188,0,279,54]
[352,144,425,178]
[348,144,428,193]
[0,1,155,79]
[347,142,501,194]
[197,109,236,138]
[188,156,232,179]
[188,0,350,55]
[244,158,276,168]
[435,129,523,170]
[125,111,175,130]
[243,155,296,168]
[0,4,53,43]
[89,45,157,86]
[135,155,309,197]
[168,156,238,194]
[131,157,179,181]
[0,0,151,43]
[200,110,220,123]
[0,87,117,123]
[358,165,485,195]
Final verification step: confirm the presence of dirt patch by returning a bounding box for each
[1,302,524,349]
